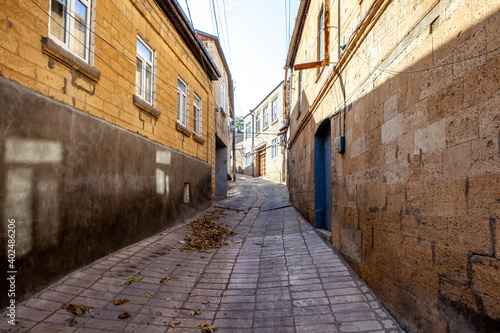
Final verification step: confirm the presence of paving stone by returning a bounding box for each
[0,176,404,332]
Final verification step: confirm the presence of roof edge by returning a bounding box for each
[155,0,221,80]
[285,0,311,69]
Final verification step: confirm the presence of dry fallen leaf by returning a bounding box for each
[113,299,129,305]
[143,292,152,298]
[169,319,181,328]
[118,312,132,319]
[62,304,90,316]
[189,293,197,298]
[165,297,173,302]
[202,300,210,304]
[125,275,143,285]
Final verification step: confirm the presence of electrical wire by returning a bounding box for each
[345,45,500,75]
[184,0,194,26]
[211,0,220,38]
[29,0,230,133]
[221,0,233,71]
[30,0,223,110]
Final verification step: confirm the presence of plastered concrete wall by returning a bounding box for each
[0,77,213,308]
[287,0,500,331]
[0,0,218,308]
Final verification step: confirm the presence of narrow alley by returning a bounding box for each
[1,176,403,333]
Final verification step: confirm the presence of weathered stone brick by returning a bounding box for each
[427,78,464,123]
[414,118,446,155]
[467,174,500,219]
[382,112,403,144]
[443,142,471,179]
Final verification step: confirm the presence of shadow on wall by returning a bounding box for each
[0,77,212,310]
[287,7,500,333]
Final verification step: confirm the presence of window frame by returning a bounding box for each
[271,98,278,123]
[49,0,92,62]
[177,77,189,127]
[256,113,261,133]
[245,121,251,140]
[263,107,269,129]
[136,37,155,104]
[221,83,226,112]
[318,4,325,62]
[272,138,279,159]
[193,94,202,135]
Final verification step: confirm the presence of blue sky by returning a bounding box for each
[178,0,299,117]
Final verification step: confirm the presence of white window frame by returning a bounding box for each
[221,83,226,112]
[256,114,261,133]
[263,107,269,129]
[272,138,278,159]
[318,4,325,62]
[49,0,92,62]
[136,37,154,104]
[177,78,189,127]
[271,98,278,123]
[193,94,202,135]
[245,121,251,140]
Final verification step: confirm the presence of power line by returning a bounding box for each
[221,0,233,71]
[29,0,223,114]
[184,0,193,26]
[211,0,220,38]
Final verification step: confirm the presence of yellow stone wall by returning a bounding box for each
[287,0,500,331]
[0,0,215,171]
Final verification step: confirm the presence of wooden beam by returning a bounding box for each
[294,61,323,71]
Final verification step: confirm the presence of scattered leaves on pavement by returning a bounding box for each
[183,209,236,252]
[189,293,197,298]
[125,275,143,285]
[199,322,218,333]
[62,304,91,316]
[157,251,167,256]
[143,292,152,298]
[165,297,173,302]
[202,300,210,304]
[169,319,181,328]
[113,299,129,305]
[118,312,132,319]
[191,309,202,316]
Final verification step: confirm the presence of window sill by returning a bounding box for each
[133,94,161,117]
[176,121,192,137]
[42,37,100,82]
[193,133,205,144]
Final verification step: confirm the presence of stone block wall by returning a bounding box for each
[287,0,500,331]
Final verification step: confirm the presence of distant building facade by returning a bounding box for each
[0,0,222,308]
[285,0,500,332]
[197,31,234,197]
[243,81,287,183]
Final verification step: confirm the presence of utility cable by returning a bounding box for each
[30,0,222,110]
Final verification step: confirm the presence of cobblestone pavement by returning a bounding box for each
[1,175,404,333]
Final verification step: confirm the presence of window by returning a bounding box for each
[136,37,154,104]
[221,83,226,111]
[245,121,251,140]
[318,5,325,62]
[50,0,91,61]
[193,94,202,135]
[263,107,269,129]
[177,78,188,127]
[246,153,252,166]
[272,138,279,159]
[271,98,278,123]
[256,114,261,133]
